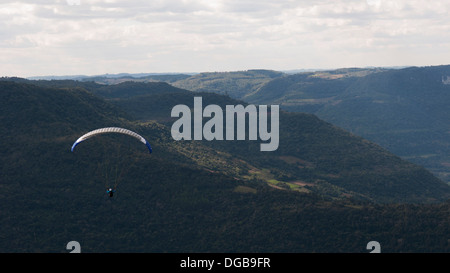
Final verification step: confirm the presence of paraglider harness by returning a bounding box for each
[106,188,116,197]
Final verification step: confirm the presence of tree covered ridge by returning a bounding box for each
[0,79,449,252]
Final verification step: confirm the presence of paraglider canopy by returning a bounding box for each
[71,127,152,153]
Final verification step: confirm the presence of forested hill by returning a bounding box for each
[4,76,450,202]
[105,91,449,204]
[1,79,449,252]
[83,65,450,186]
[188,66,450,185]
[2,78,449,203]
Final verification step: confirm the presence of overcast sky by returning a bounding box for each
[2,0,450,77]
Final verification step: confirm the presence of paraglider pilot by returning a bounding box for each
[106,188,116,197]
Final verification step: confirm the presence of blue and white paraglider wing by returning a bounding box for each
[71,127,152,153]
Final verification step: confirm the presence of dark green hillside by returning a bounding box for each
[276,112,448,203]
[92,81,189,99]
[3,77,188,100]
[1,80,449,253]
[4,77,449,202]
[110,91,240,121]
[0,81,127,137]
[106,88,450,203]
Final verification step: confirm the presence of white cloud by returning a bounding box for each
[1,0,450,77]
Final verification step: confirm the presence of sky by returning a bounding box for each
[2,0,450,77]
